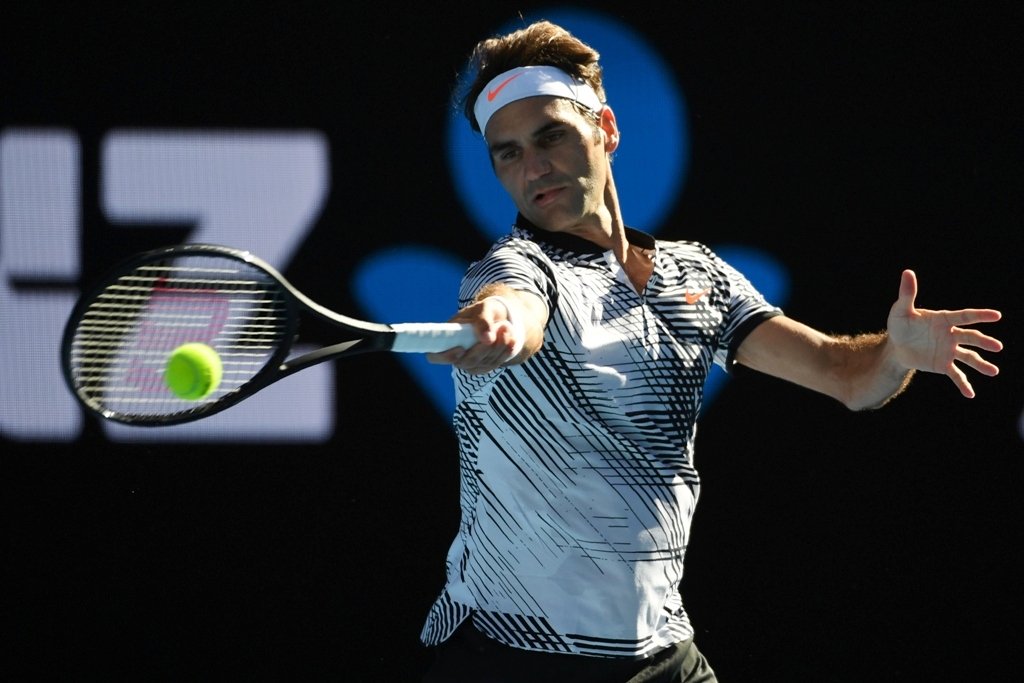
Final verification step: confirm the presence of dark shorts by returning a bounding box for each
[422,622,718,683]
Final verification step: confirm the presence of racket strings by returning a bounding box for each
[68,256,292,418]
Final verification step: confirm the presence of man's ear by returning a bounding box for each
[600,106,620,152]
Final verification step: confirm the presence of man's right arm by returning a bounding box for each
[426,283,548,375]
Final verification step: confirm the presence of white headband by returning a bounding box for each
[473,65,604,134]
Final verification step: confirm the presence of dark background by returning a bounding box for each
[3,2,1021,680]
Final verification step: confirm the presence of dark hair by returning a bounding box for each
[460,20,606,133]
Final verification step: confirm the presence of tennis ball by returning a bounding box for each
[164,342,223,401]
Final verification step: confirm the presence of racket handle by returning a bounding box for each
[389,323,477,353]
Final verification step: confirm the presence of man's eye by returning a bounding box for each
[499,149,520,162]
[542,131,564,144]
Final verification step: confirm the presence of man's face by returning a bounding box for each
[484,96,615,237]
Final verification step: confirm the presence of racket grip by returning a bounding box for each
[389,323,477,353]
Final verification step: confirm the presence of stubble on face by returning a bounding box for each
[486,98,611,243]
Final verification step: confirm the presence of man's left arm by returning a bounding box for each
[734,270,1003,410]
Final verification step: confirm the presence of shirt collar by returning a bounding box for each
[513,213,656,254]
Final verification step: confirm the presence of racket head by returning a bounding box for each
[61,244,300,426]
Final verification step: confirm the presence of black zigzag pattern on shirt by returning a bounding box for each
[422,227,780,657]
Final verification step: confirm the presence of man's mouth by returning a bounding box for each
[533,186,564,207]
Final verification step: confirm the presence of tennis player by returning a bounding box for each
[423,20,1002,682]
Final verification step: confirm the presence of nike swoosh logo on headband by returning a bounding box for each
[487,72,525,102]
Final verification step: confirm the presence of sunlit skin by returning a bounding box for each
[737,272,1002,408]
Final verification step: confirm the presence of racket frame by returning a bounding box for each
[60,243,406,426]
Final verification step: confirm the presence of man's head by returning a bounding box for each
[460,20,622,241]
[461,20,607,136]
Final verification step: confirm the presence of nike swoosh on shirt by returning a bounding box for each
[487,72,525,101]
[684,288,711,305]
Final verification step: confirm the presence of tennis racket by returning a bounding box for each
[60,243,475,426]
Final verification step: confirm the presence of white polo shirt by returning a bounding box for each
[421,216,781,659]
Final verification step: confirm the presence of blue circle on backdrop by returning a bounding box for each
[446,8,689,240]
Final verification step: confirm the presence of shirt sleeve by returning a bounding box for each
[458,237,557,314]
[704,246,784,372]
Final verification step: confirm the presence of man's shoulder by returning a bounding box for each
[478,231,551,260]
[463,233,550,275]
[656,238,717,262]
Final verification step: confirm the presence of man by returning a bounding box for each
[421,20,1002,682]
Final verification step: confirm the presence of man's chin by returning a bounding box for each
[520,207,573,233]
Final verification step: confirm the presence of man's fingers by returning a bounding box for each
[954,347,1001,377]
[449,328,517,374]
[943,309,1003,327]
[426,347,468,365]
[953,326,1004,352]
[897,269,918,311]
[948,363,975,399]
[427,316,525,373]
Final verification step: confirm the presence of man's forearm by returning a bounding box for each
[828,332,916,410]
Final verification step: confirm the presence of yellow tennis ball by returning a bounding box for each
[164,342,223,401]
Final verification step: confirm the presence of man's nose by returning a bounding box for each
[522,146,551,180]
